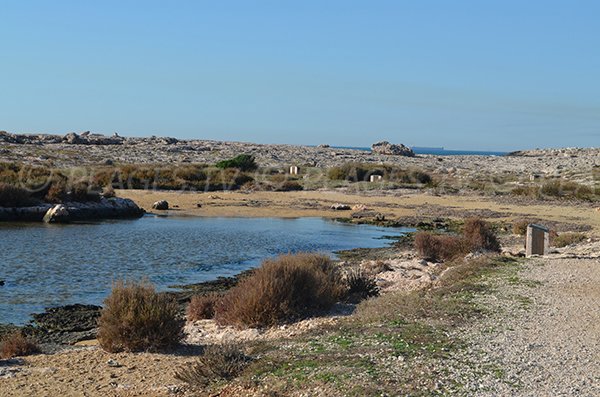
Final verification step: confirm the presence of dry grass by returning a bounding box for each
[214,253,344,328]
[97,280,184,353]
[414,232,470,262]
[0,331,39,359]
[187,294,220,321]
[174,344,252,388]
[512,219,530,236]
[552,232,587,248]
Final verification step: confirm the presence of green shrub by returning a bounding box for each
[214,253,343,328]
[98,280,184,352]
[175,344,252,388]
[0,183,32,207]
[216,154,258,172]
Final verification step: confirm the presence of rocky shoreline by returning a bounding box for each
[0,197,144,223]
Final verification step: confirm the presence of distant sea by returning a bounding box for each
[333,146,508,156]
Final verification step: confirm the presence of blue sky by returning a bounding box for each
[1,1,598,150]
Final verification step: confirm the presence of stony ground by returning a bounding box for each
[2,242,600,396]
[451,242,600,396]
[1,132,599,184]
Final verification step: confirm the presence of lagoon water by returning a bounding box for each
[0,216,411,325]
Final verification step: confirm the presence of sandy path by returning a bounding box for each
[462,255,600,396]
[117,189,600,233]
[0,347,195,397]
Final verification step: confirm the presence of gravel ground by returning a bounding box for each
[454,253,600,396]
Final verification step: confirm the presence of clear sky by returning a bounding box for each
[1,1,599,150]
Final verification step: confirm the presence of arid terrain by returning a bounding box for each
[1,134,599,396]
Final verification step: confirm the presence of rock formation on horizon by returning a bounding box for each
[371,141,415,157]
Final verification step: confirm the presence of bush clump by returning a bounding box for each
[415,217,500,262]
[0,183,32,207]
[463,217,501,252]
[0,331,39,359]
[512,219,530,236]
[175,344,252,388]
[216,154,258,172]
[344,269,379,303]
[552,232,587,248]
[414,233,470,262]
[98,280,184,353]
[214,253,343,328]
[187,294,220,321]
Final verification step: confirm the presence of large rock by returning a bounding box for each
[371,141,415,157]
[152,200,169,210]
[43,204,70,223]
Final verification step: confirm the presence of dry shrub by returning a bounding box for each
[552,232,587,248]
[344,268,379,303]
[175,344,252,388]
[512,220,530,236]
[414,232,470,262]
[463,217,501,252]
[98,280,184,353]
[187,294,220,321]
[0,183,32,207]
[0,331,39,359]
[214,253,343,328]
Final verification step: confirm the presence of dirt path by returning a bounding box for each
[460,253,600,396]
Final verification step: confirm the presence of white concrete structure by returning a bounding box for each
[370,175,383,182]
[289,166,299,175]
[526,224,550,257]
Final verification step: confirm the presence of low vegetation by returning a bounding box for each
[175,344,252,388]
[97,280,183,353]
[343,268,380,303]
[0,331,39,359]
[215,154,258,172]
[214,253,344,328]
[512,179,599,201]
[415,217,500,262]
[187,293,220,321]
[552,232,587,248]
[327,162,432,185]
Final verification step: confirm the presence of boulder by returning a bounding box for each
[152,200,169,210]
[43,204,70,223]
[331,203,351,210]
[63,132,83,145]
[371,141,415,157]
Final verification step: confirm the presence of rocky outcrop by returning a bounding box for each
[371,141,415,157]
[30,304,102,345]
[43,204,69,223]
[152,200,169,210]
[0,198,144,222]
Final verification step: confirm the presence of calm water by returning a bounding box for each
[0,216,411,325]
